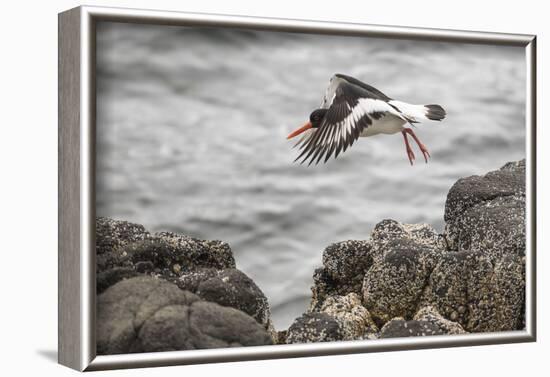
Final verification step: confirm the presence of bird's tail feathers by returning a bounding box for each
[424,104,446,121]
[389,100,446,122]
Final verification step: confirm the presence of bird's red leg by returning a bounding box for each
[404,128,431,163]
[402,130,415,166]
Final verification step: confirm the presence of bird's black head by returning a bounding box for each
[286,109,327,140]
[309,109,328,127]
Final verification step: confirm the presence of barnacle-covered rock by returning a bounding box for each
[444,160,525,252]
[96,217,150,255]
[420,251,524,332]
[285,312,345,344]
[362,222,442,325]
[319,293,378,340]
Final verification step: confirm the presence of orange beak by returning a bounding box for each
[287,122,312,139]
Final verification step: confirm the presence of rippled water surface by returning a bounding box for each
[96,22,526,329]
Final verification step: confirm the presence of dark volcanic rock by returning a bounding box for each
[380,306,467,339]
[319,293,378,340]
[309,267,344,312]
[421,251,492,330]
[165,268,273,331]
[322,240,374,284]
[420,251,524,332]
[309,240,374,311]
[492,256,526,331]
[286,312,345,344]
[451,195,525,261]
[195,269,271,327]
[97,276,272,354]
[95,219,274,340]
[172,267,220,292]
[96,217,150,255]
[121,233,235,275]
[97,249,127,274]
[186,301,272,350]
[96,217,151,273]
[96,267,139,294]
[155,232,236,270]
[444,160,525,251]
[413,306,466,335]
[370,220,442,253]
[97,276,198,354]
[362,222,442,325]
[138,301,272,352]
[380,318,446,338]
[500,159,525,173]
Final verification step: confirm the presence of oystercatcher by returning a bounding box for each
[287,73,446,165]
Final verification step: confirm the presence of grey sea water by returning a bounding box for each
[96,21,526,329]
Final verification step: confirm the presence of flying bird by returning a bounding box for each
[287,73,446,165]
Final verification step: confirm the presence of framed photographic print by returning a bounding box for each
[58,5,536,371]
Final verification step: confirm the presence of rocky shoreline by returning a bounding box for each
[96,160,526,354]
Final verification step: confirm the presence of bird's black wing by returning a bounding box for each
[294,79,407,165]
[334,73,392,101]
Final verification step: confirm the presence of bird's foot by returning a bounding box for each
[406,147,416,166]
[402,130,416,166]
[419,144,430,163]
[404,128,430,164]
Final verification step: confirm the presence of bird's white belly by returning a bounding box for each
[360,115,406,137]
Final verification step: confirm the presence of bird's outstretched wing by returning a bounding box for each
[294,77,408,165]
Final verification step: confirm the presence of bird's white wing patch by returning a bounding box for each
[370,98,405,117]
[349,98,407,123]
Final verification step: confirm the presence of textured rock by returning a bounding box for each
[451,195,525,261]
[97,276,272,354]
[96,218,151,273]
[96,217,150,255]
[444,160,525,251]
[194,269,271,327]
[319,293,378,340]
[362,223,442,325]
[303,158,526,336]
[309,240,374,311]
[185,301,272,350]
[138,301,273,352]
[492,256,526,331]
[413,306,467,335]
[500,159,526,173]
[285,312,344,344]
[97,276,198,354]
[155,232,236,270]
[380,306,467,339]
[120,233,235,275]
[322,240,374,285]
[380,318,446,338]
[370,220,442,253]
[97,249,128,274]
[421,251,492,330]
[172,267,220,292]
[309,267,346,312]
[164,268,273,331]
[96,267,139,294]
[420,251,524,332]
[95,219,275,343]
